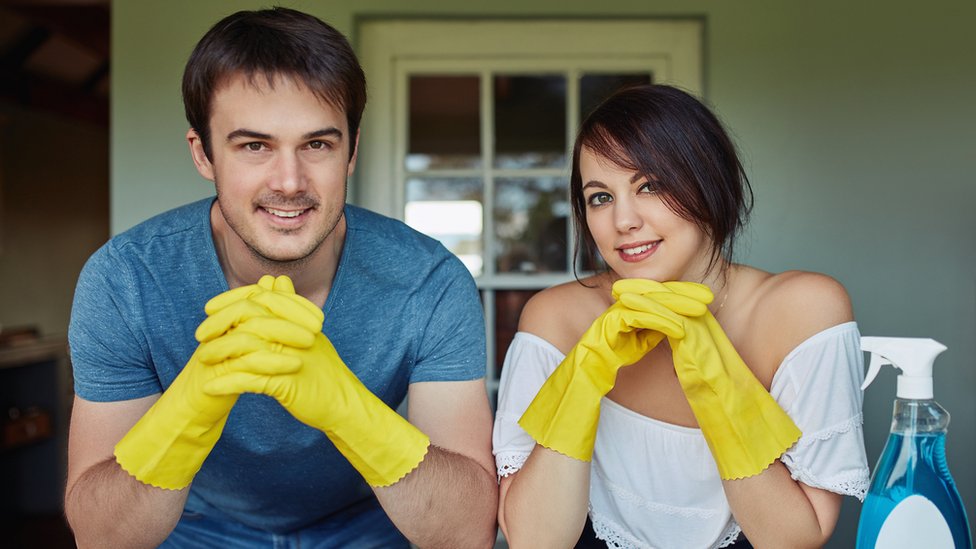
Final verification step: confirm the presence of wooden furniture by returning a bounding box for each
[0,336,71,515]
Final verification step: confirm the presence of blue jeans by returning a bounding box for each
[159,499,410,549]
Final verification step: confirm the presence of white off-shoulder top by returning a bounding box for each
[493,322,870,549]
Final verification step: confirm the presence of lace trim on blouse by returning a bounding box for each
[789,465,871,502]
[796,414,864,447]
[714,521,743,548]
[788,413,870,501]
[590,508,655,549]
[591,509,743,549]
[593,467,719,520]
[496,452,529,478]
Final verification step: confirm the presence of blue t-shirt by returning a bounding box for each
[68,197,486,533]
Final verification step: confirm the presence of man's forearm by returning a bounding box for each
[66,457,189,549]
[374,445,498,549]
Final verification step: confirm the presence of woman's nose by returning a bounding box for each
[613,198,642,232]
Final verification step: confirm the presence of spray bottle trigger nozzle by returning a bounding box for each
[861,352,892,391]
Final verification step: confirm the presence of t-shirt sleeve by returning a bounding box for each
[408,254,486,383]
[771,322,871,500]
[492,332,565,477]
[68,243,161,402]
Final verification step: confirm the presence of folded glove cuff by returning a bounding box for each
[517,347,608,462]
[691,391,801,480]
[673,313,802,480]
[325,402,431,487]
[114,395,235,490]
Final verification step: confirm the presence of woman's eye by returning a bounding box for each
[587,192,612,206]
[638,182,658,194]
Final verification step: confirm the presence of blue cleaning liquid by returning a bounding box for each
[857,432,971,548]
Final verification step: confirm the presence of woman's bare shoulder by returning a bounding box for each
[758,270,852,322]
[750,269,854,358]
[518,275,611,354]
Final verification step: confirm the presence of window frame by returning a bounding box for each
[357,19,703,400]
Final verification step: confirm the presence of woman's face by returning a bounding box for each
[580,146,712,282]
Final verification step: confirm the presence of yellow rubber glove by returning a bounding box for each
[114,276,316,489]
[198,276,431,487]
[627,291,802,480]
[196,275,324,343]
[518,280,712,462]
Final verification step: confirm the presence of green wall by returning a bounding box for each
[113,1,976,545]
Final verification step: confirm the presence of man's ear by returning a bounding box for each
[346,129,360,177]
[187,128,215,181]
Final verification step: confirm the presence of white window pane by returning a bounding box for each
[405,177,484,276]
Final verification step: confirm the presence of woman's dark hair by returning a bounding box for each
[570,84,753,278]
[182,7,366,160]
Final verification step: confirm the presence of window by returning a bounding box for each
[358,19,702,404]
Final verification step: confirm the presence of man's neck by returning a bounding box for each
[209,201,343,308]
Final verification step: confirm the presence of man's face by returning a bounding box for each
[189,73,357,264]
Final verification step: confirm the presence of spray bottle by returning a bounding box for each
[856,336,971,548]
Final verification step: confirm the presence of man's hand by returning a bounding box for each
[196,275,323,342]
[113,276,312,490]
[198,276,431,487]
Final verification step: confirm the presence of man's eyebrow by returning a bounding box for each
[226,129,272,142]
[303,127,343,140]
[224,128,343,142]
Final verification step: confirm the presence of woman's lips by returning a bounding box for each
[617,240,660,263]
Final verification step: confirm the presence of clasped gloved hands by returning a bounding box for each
[519,278,800,477]
[115,275,320,490]
[197,276,431,487]
[519,280,712,462]
[617,284,802,480]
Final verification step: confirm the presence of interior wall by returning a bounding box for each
[112,1,976,546]
[0,105,109,338]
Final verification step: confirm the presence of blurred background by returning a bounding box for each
[0,0,972,547]
[0,0,106,546]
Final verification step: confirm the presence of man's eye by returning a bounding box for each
[245,142,265,152]
[308,140,331,150]
[587,193,612,206]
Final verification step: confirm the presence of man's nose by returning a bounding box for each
[269,151,306,194]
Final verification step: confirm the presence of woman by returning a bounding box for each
[492,85,869,548]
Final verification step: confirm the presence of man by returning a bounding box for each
[64,8,497,548]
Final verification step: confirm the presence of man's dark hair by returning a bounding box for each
[182,7,366,160]
[570,84,754,278]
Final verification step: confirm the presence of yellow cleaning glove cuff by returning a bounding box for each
[667,310,801,480]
